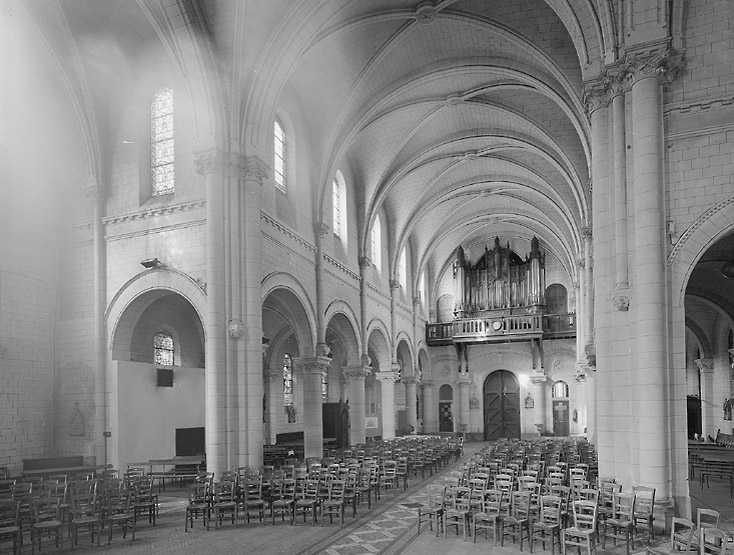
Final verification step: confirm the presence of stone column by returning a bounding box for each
[240,156,267,467]
[263,368,281,445]
[377,370,399,440]
[195,149,228,478]
[530,374,547,435]
[403,376,419,433]
[628,53,671,494]
[696,359,714,438]
[422,380,437,433]
[87,180,107,466]
[457,377,472,437]
[345,365,371,446]
[294,356,330,459]
[610,76,630,290]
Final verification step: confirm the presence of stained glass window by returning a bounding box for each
[321,370,328,402]
[274,118,286,192]
[151,87,174,196]
[332,177,342,237]
[153,330,174,366]
[283,354,293,406]
[371,214,382,272]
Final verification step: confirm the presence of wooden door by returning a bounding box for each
[439,402,454,433]
[483,370,520,440]
[552,400,570,436]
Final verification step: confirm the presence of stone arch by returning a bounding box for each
[106,267,206,358]
[324,299,362,359]
[261,272,317,357]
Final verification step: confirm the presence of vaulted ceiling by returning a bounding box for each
[5,0,608,292]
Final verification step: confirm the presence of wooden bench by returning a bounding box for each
[699,459,734,498]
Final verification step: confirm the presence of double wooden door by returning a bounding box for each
[484,370,520,440]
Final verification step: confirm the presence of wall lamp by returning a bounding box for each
[140,257,162,268]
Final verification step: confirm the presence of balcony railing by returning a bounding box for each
[425,312,576,345]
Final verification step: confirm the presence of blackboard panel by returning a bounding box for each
[175,427,205,457]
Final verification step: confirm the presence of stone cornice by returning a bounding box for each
[102,199,206,226]
[261,212,317,254]
[664,94,734,117]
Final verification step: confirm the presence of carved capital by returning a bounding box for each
[375,371,399,383]
[228,318,244,339]
[581,227,593,240]
[530,373,547,386]
[612,295,630,311]
[293,356,331,374]
[583,81,610,116]
[313,222,329,238]
[389,279,401,291]
[358,256,371,269]
[457,377,472,387]
[412,292,422,306]
[344,365,371,380]
[194,148,229,176]
[240,155,269,185]
[402,376,418,387]
[625,48,685,89]
[695,358,714,373]
[421,379,434,389]
[605,71,629,97]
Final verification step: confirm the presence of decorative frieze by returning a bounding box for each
[103,200,206,226]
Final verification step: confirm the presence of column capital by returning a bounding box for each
[358,256,371,269]
[227,317,244,339]
[293,356,331,374]
[344,365,371,379]
[530,373,547,386]
[389,279,401,291]
[695,358,714,373]
[402,376,419,386]
[605,70,630,97]
[375,371,399,383]
[624,47,685,89]
[457,377,472,387]
[421,379,435,389]
[582,81,610,116]
[237,155,269,185]
[313,221,329,238]
[412,292,422,306]
[194,148,270,183]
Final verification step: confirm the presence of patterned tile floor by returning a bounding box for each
[3,442,731,555]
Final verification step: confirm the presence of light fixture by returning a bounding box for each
[140,257,162,269]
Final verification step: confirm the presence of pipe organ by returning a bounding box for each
[453,236,546,318]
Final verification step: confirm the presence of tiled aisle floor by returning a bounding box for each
[4,443,731,555]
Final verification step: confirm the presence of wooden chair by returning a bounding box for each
[698,527,730,555]
[692,508,721,549]
[0,499,21,555]
[417,483,445,536]
[105,487,136,544]
[442,485,472,540]
[130,476,157,526]
[30,495,64,555]
[293,479,320,526]
[601,491,636,555]
[633,485,656,547]
[471,488,504,545]
[209,481,238,529]
[69,480,102,548]
[184,482,209,532]
[269,478,295,525]
[646,517,695,555]
[320,479,346,526]
[240,476,265,524]
[502,490,532,551]
[530,494,563,555]
[562,500,598,555]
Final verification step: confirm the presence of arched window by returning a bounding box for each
[332,171,347,245]
[153,330,174,366]
[321,370,328,402]
[371,214,382,272]
[283,354,293,406]
[546,284,568,314]
[151,87,174,196]
[274,118,286,192]
[439,384,454,401]
[398,247,407,289]
[552,380,569,398]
